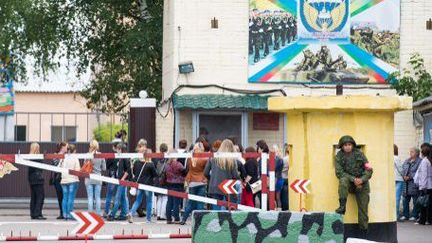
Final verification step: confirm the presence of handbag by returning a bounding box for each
[417,193,430,208]
[249,180,262,194]
[49,159,62,185]
[130,161,145,196]
[81,160,93,174]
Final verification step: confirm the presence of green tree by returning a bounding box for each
[390,53,432,102]
[93,123,128,142]
[0,0,163,112]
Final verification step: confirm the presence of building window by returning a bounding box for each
[15,126,26,141]
[51,126,77,142]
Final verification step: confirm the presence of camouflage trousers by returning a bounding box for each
[338,177,370,230]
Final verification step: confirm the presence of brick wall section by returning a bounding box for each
[155,104,174,150]
[400,0,432,69]
[248,113,284,148]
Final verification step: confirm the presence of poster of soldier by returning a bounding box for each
[248,0,400,84]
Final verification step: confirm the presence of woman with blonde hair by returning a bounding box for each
[180,142,208,224]
[60,144,80,220]
[28,143,46,220]
[85,139,106,215]
[128,143,157,223]
[204,139,239,210]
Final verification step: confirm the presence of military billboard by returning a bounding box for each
[249,0,400,84]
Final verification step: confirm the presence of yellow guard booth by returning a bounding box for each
[268,95,412,242]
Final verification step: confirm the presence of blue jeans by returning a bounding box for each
[182,185,206,222]
[131,190,153,222]
[396,181,404,218]
[234,182,241,204]
[403,195,419,219]
[281,179,289,211]
[110,185,129,218]
[104,183,118,215]
[61,182,78,219]
[166,184,183,222]
[86,184,102,215]
[209,193,227,210]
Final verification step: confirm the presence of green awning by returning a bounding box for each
[173,94,270,110]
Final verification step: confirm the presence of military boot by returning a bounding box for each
[335,198,347,215]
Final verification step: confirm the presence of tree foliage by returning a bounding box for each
[0,0,163,112]
[390,53,432,102]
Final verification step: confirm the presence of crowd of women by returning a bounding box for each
[394,143,432,225]
[27,136,290,224]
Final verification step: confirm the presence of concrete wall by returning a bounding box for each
[14,92,123,142]
[192,211,344,243]
[400,0,432,69]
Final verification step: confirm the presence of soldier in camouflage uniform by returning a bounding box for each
[335,135,373,231]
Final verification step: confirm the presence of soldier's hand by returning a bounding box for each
[354,178,363,186]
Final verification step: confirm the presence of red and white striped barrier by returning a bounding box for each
[0,152,262,161]
[0,233,192,241]
[4,154,265,212]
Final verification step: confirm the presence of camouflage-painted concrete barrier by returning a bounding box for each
[192,211,344,243]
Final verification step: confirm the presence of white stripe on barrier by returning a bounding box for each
[261,153,268,210]
[66,153,94,160]
[188,194,218,205]
[114,153,144,159]
[149,234,171,239]
[38,235,59,241]
[102,176,121,186]
[0,235,5,241]
[93,235,114,240]
[15,156,67,174]
[19,154,44,160]
[138,184,168,195]
[269,171,276,191]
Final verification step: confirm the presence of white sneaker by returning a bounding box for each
[399,216,407,221]
[426,222,430,225]
[127,213,133,223]
[409,217,416,221]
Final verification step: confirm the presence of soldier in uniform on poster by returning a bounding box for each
[263,10,272,57]
[250,9,262,63]
[272,10,282,51]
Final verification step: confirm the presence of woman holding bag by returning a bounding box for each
[128,143,157,223]
[84,140,106,216]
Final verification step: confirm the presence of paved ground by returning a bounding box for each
[0,207,431,242]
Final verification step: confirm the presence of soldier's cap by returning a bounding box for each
[252,8,258,11]
[338,135,357,148]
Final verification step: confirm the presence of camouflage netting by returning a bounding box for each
[192,211,344,243]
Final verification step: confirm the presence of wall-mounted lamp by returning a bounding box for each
[179,62,194,74]
[427,18,432,30]
[211,17,219,29]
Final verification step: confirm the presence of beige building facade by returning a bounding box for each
[155,0,431,158]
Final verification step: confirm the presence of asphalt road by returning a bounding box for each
[0,208,431,242]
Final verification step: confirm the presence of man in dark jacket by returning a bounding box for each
[335,135,373,232]
[28,160,46,220]
[401,147,422,221]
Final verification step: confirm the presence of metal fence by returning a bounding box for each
[0,142,114,198]
[13,112,128,143]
